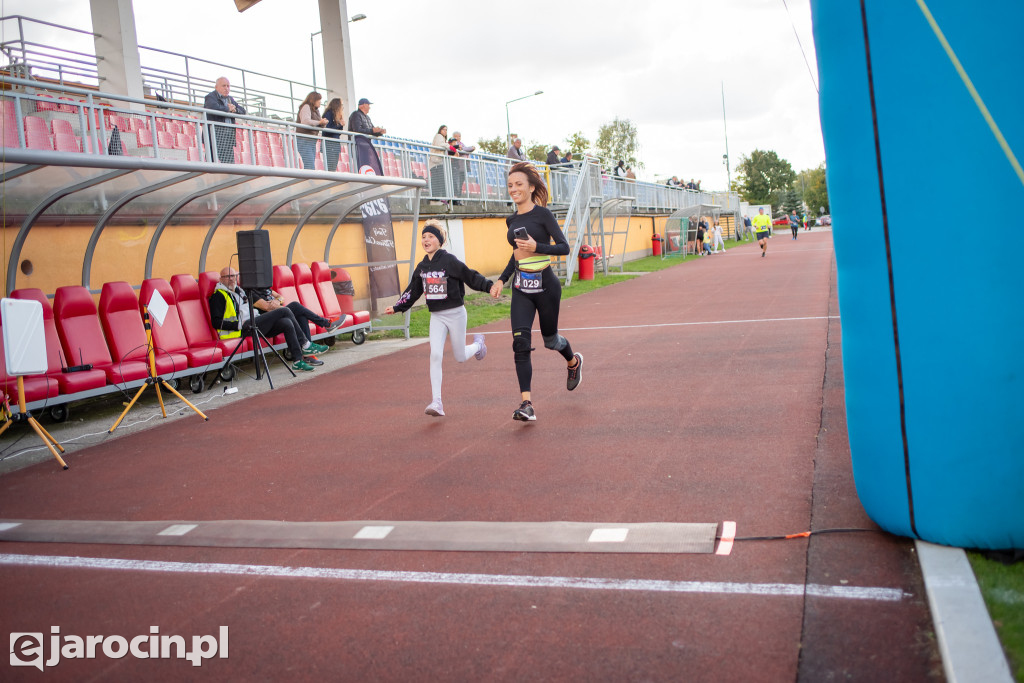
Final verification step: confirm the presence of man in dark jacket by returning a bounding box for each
[545,146,561,166]
[203,77,246,164]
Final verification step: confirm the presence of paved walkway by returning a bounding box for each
[0,231,963,680]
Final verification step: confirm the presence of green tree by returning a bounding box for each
[476,135,506,156]
[781,188,800,215]
[735,149,796,206]
[525,142,547,162]
[798,163,830,216]
[595,117,641,169]
[564,131,590,157]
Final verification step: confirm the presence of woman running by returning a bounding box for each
[489,161,583,422]
[386,220,489,417]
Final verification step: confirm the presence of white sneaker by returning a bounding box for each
[473,334,487,361]
[425,399,444,417]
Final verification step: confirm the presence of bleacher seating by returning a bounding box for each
[138,278,223,369]
[311,262,370,327]
[10,289,108,398]
[53,285,150,385]
[310,261,370,327]
[171,273,251,356]
[100,281,189,376]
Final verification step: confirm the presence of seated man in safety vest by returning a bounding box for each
[209,267,325,372]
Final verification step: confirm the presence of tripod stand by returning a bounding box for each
[0,377,68,469]
[108,307,209,434]
[218,289,295,391]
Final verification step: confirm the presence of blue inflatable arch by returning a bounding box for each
[811,0,1023,550]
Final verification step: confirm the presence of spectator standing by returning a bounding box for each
[742,214,753,241]
[545,146,561,166]
[348,98,386,137]
[447,137,465,204]
[711,218,726,253]
[614,160,627,179]
[429,125,448,199]
[667,176,681,187]
[695,218,706,256]
[625,166,636,181]
[204,77,246,164]
[321,98,345,172]
[452,131,474,201]
[560,151,574,167]
[296,91,327,170]
[752,207,772,257]
[506,137,526,161]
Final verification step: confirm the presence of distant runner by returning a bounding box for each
[752,207,771,258]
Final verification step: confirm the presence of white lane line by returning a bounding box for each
[588,528,629,543]
[0,553,907,602]
[0,523,22,532]
[476,316,839,336]
[158,524,197,536]
[354,525,395,540]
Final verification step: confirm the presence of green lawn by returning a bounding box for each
[968,551,1024,681]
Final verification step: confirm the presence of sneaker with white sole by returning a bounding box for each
[473,334,487,361]
[512,400,536,422]
[425,399,445,417]
[566,352,583,391]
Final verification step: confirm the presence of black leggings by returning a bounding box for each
[510,268,575,392]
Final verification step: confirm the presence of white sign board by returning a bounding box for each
[1,298,47,375]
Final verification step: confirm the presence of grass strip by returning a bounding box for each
[967,551,1024,681]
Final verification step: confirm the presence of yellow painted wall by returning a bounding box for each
[2,214,666,301]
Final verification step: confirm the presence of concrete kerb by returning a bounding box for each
[0,336,427,475]
[916,541,1014,683]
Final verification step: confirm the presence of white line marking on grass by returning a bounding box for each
[0,553,907,602]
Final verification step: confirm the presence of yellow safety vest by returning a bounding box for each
[214,288,242,339]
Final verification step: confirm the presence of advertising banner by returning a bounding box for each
[354,136,401,311]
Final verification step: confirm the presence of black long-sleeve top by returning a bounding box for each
[392,250,493,314]
[499,205,570,283]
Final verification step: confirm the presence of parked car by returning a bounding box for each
[816,215,831,226]
[772,216,790,226]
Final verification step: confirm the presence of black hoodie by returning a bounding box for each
[392,249,493,314]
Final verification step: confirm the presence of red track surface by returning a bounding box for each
[0,232,942,681]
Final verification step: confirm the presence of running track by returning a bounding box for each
[0,231,942,681]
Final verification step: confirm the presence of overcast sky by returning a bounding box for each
[2,0,824,189]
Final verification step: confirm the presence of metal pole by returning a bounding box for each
[310,31,321,91]
[722,81,731,191]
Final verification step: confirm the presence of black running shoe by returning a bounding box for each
[512,400,536,422]
[566,352,583,391]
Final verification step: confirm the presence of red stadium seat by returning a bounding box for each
[50,119,73,136]
[271,265,313,337]
[291,263,329,333]
[310,262,370,327]
[99,281,188,376]
[139,278,222,368]
[136,128,154,147]
[25,129,52,151]
[35,94,60,112]
[53,133,82,153]
[172,274,249,355]
[11,288,107,395]
[52,286,149,385]
[156,130,175,150]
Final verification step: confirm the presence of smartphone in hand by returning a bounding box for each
[514,227,528,241]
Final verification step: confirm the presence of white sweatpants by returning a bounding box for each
[712,233,725,252]
[429,306,481,400]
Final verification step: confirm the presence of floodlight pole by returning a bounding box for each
[722,81,731,192]
[505,90,543,147]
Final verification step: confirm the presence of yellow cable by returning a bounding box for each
[916,0,1024,187]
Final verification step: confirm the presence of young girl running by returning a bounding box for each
[386,220,490,417]
[489,162,583,422]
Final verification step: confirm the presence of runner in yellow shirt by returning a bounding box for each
[751,207,772,258]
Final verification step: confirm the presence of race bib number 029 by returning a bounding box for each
[514,271,543,294]
[424,276,448,300]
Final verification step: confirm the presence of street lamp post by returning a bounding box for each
[311,14,366,91]
[505,90,543,147]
